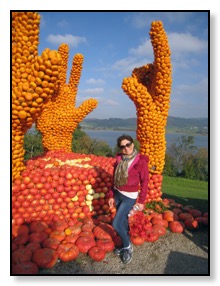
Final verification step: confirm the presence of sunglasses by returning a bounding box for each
[119,142,133,149]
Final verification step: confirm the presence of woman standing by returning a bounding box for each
[108,134,149,264]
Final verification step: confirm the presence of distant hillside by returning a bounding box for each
[81,118,137,131]
[81,117,208,135]
[166,116,208,135]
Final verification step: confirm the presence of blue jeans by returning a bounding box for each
[112,189,136,248]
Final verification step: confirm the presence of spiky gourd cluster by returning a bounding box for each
[12,12,62,180]
[122,21,172,174]
[36,44,98,152]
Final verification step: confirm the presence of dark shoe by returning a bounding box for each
[113,247,124,256]
[113,243,133,256]
[121,249,132,264]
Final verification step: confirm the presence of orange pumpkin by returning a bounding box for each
[96,239,115,252]
[162,210,178,222]
[49,230,66,242]
[88,246,106,262]
[169,221,185,233]
[75,236,96,254]
[131,236,145,245]
[57,243,79,262]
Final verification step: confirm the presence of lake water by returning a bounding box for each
[83,129,208,150]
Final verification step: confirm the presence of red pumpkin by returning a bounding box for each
[12,247,32,264]
[49,230,66,242]
[29,231,48,243]
[151,212,163,220]
[75,236,96,254]
[42,237,61,250]
[12,242,18,252]
[26,242,41,253]
[162,210,178,222]
[83,217,95,225]
[66,225,82,236]
[113,235,122,247]
[169,221,185,233]
[29,220,48,233]
[131,236,145,245]
[49,219,69,231]
[12,261,39,274]
[88,246,106,262]
[32,248,58,268]
[79,231,95,239]
[12,224,29,237]
[189,209,203,218]
[184,218,199,230]
[97,214,112,224]
[93,223,116,240]
[152,225,167,237]
[145,231,159,242]
[151,217,168,228]
[178,212,194,221]
[81,223,94,232]
[57,243,79,262]
[62,233,79,244]
[171,207,182,215]
[96,239,115,252]
[13,233,29,246]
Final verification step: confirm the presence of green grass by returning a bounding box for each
[161,176,209,213]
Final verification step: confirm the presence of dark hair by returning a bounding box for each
[117,134,134,147]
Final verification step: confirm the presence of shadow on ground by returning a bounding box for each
[164,251,209,274]
[163,224,209,275]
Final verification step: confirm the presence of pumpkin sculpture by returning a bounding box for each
[12,12,62,181]
[12,12,98,182]
[122,21,172,202]
[36,44,98,152]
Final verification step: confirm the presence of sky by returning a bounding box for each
[37,11,209,119]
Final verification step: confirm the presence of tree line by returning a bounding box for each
[24,126,208,182]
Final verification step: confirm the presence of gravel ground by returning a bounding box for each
[39,228,209,275]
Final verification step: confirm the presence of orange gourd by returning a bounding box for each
[12,12,62,181]
[36,44,98,152]
[122,21,172,202]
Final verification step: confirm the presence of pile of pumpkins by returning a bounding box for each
[12,151,208,274]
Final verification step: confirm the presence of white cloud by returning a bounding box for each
[86,78,105,85]
[83,88,104,94]
[170,78,208,118]
[168,32,207,54]
[175,78,208,99]
[46,34,87,47]
[129,39,153,58]
[105,99,119,106]
[57,20,68,28]
[112,57,148,76]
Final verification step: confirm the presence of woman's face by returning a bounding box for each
[119,139,134,155]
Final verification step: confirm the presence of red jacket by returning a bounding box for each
[109,153,149,204]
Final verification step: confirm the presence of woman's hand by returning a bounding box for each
[108,198,115,209]
[135,203,144,211]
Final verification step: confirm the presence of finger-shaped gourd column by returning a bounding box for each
[36,44,98,152]
[12,12,62,181]
[122,21,172,202]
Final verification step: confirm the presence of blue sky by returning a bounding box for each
[38,11,209,119]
